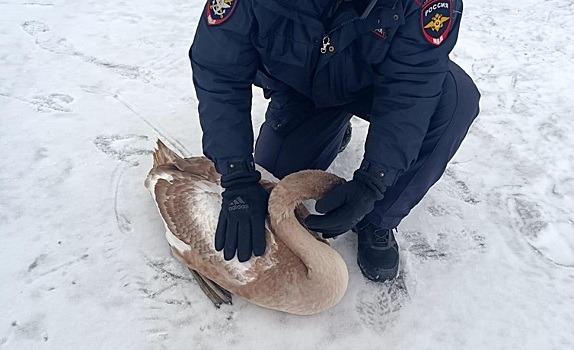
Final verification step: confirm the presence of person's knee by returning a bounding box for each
[258,101,354,171]
[462,85,480,131]
[464,77,481,120]
[254,123,283,177]
[452,65,481,124]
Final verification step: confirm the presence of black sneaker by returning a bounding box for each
[353,218,399,282]
[338,122,352,153]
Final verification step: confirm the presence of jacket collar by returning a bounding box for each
[257,0,399,29]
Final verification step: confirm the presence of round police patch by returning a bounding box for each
[205,0,238,26]
[421,0,453,46]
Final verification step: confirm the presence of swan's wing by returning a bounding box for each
[154,176,221,252]
[151,172,278,286]
[174,156,220,183]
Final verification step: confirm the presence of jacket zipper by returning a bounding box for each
[320,17,359,54]
[320,0,389,54]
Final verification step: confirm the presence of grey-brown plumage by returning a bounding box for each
[145,140,349,315]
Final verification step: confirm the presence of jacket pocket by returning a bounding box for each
[258,33,309,67]
[264,93,314,137]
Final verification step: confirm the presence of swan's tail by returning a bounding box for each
[152,139,182,167]
[170,247,233,308]
[188,268,233,308]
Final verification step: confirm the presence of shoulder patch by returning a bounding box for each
[420,0,453,46]
[205,0,238,26]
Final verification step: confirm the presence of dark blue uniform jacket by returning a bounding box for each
[190,0,463,186]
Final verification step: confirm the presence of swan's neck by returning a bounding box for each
[267,170,348,276]
[270,213,334,273]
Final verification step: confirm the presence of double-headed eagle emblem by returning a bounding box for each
[424,13,450,32]
[210,0,234,19]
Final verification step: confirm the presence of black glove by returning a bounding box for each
[215,169,269,262]
[304,168,386,238]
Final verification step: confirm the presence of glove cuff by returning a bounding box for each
[353,168,387,200]
[221,167,262,189]
[358,159,402,187]
[214,156,256,175]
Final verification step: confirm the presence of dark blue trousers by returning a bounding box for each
[254,62,481,229]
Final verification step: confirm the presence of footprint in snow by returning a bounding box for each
[21,20,152,81]
[401,229,487,262]
[30,93,74,113]
[21,21,49,36]
[441,169,480,205]
[93,134,152,166]
[0,92,74,113]
[3,316,48,344]
[507,195,574,267]
[355,272,409,332]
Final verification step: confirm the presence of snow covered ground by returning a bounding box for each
[1,0,573,348]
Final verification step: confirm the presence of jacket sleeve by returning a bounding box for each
[190,0,260,175]
[362,0,462,186]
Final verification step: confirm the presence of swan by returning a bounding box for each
[144,140,349,315]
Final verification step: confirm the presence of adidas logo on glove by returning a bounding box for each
[228,196,249,211]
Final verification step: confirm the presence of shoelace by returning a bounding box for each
[373,228,396,247]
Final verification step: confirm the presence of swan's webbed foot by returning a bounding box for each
[188,268,233,308]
